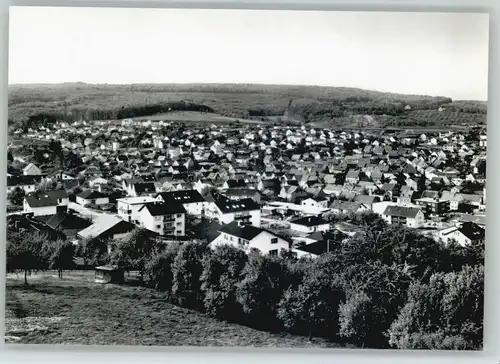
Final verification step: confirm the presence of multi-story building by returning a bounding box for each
[116,196,157,223]
[137,201,186,236]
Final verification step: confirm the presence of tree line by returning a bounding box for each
[6,212,483,350]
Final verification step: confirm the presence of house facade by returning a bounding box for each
[116,196,157,223]
[137,202,186,236]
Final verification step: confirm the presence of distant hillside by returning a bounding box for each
[8,83,487,130]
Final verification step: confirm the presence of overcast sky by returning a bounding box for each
[9,7,489,100]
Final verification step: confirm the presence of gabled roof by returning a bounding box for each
[78,215,136,239]
[25,190,67,208]
[290,216,329,227]
[218,221,264,241]
[458,222,485,241]
[78,189,108,200]
[46,212,92,231]
[156,189,205,204]
[139,201,186,216]
[133,182,156,194]
[213,197,260,213]
[383,205,421,218]
[7,175,42,187]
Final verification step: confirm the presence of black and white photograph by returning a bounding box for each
[5,6,488,350]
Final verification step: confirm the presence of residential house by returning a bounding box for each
[437,222,485,247]
[156,189,206,216]
[116,196,158,223]
[137,201,186,236]
[46,212,92,238]
[23,190,68,216]
[210,221,313,258]
[23,163,42,176]
[76,190,110,207]
[205,196,261,227]
[7,175,42,194]
[381,205,425,228]
[77,215,136,243]
[289,216,330,234]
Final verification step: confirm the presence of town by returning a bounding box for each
[7,118,486,256]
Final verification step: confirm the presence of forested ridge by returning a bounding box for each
[8,83,486,129]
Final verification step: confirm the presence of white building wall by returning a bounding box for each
[289,222,330,234]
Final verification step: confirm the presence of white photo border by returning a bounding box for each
[0,1,497,363]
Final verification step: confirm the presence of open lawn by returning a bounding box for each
[5,272,341,348]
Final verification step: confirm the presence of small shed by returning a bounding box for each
[94,265,124,284]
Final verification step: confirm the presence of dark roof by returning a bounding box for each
[214,197,260,213]
[156,190,205,204]
[78,189,108,200]
[7,175,42,187]
[225,179,247,188]
[49,189,68,199]
[354,195,378,204]
[8,214,66,241]
[225,188,260,197]
[383,205,421,218]
[46,212,92,231]
[290,216,329,227]
[219,221,264,241]
[139,202,186,216]
[133,182,156,194]
[25,193,57,207]
[458,222,485,241]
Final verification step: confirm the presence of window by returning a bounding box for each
[156,225,161,229]
[230,236,234,242]
[155,216,162,221]
[177,214,182,218]
[224,234,228,240]
[269,249,278,256]
[271,238,278,244]
[176,230,182,235]
[176,222,182,226]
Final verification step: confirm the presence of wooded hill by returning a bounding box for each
[8,83,487,129]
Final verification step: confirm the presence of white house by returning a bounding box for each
[76,190,110,207]
[210,221,314,258]
[89,177,109,189]
[7,175,41,194]
[155,190,206,216]
[436,222,485,247]
[23,163,42,176]
[77,215,136,243]
[301,196,329,209]
[381,205,425,228]
[116,196,157,223]
[23,190,68,216]
[205,196,261,227]
[137,201,186,236]
[289,216,330,234]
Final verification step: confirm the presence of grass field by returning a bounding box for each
[133,111,264,125]
[5,272,341,348]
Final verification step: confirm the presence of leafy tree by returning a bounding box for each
[388,265,484,350]
[76,237,109,266]
[236,250,295,331]
[277,254,345,339]
[8,187,25,206]
[338,261,413,348]
[200,244,248,320]
[109,228,160,277]
[7,231,48,284]
[143,242,181,292]
[171,242,211,310]
[43,239,75,278]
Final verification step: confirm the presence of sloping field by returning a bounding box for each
[5,274,341,347]
[133,111,263,124]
